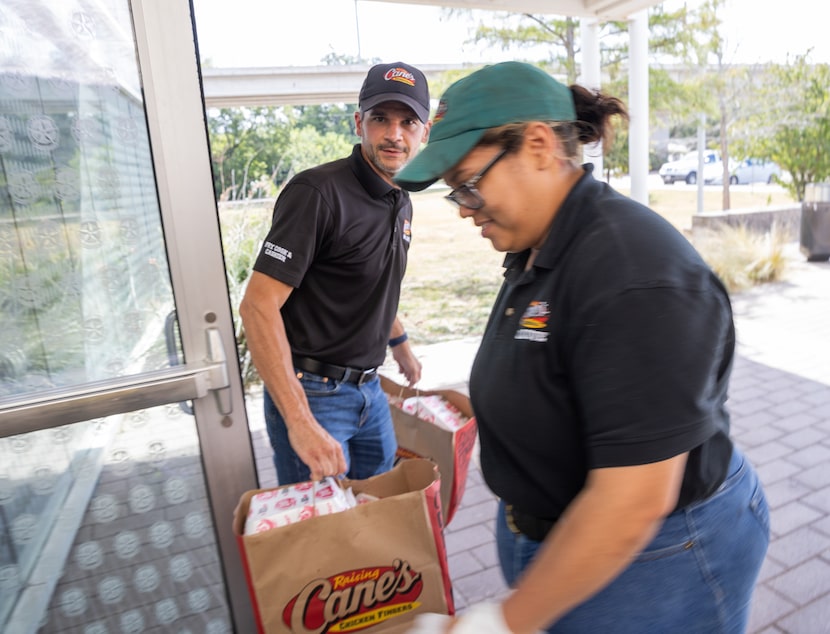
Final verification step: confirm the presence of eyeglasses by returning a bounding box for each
[444,148,507,210]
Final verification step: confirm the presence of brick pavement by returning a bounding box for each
[249,248,830,633]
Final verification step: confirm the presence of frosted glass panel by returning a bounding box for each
[0,0,176,399]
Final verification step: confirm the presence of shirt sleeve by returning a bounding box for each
[252,181,332,288]
[568,281,734,468]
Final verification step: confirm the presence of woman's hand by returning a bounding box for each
[407,603,519,633]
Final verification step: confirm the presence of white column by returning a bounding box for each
[580,17,602,176]
[697,114,706,214]
[628,9,649,205]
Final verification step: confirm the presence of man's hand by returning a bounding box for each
[287,419,348,481]
[392,343,422,386]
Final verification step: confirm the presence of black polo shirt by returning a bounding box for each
[252,144,411,369]
[470,166,734,522]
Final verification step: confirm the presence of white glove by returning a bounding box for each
[407,602,513,633]
[406,611,454,633]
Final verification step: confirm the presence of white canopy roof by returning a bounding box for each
[374,0,660,20]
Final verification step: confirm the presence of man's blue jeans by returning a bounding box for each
[495,447,770,633]
[263,371,397,484]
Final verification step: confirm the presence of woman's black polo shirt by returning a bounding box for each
[470,166,734,522]
[252,144,411,369]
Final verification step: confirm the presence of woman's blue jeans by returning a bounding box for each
[495,447,770,633]
[264,371,397,484]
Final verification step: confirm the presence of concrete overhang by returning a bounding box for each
[201,64,466,109]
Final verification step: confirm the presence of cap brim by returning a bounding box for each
[361,93,429,123]
[395,128,486,192]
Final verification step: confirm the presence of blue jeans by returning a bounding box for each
[263,371,397,484]
[495,448,769,633]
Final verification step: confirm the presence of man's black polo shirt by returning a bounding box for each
[470,166,734,522]
[252,144,411,369]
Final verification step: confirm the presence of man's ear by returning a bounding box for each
[421,120,431,145]
[354,111,363,136]
[522,121,558,169]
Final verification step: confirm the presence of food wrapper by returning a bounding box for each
[400,395,468,432]
[243,477,358,535]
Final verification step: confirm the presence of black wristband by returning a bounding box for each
[388,332,408,348]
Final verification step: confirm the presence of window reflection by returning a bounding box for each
[0,406,232,633]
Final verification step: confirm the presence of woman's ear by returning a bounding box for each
[522,121,558,169]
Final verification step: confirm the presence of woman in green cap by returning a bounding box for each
[399,61,769,634]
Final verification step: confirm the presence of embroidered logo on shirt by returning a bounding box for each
[264,241,292,263]
[403,219,411,243]
[515,301,550,342]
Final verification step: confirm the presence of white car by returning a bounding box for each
[659,150,721,185]
[707,158,782,185]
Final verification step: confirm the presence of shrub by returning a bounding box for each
[693,222,788,293]
[219,200,274,391]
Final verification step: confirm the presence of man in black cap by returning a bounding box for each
[240,62,431,484]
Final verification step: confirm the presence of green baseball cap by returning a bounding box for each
[395,61,576,192]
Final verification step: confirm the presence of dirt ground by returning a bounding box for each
[400,181,796,343]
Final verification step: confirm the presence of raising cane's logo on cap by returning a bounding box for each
[282,560,423,633]
[384,67,416,86]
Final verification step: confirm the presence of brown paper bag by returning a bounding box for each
[381,376,477,525]
[234,459,454,633]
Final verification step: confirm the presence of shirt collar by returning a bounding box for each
[348,143,402,200]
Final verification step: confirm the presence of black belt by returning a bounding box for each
[292,355,378,386]
[505,504,557,542]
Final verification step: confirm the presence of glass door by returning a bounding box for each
[0,1,258,632]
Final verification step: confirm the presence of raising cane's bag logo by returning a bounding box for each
[282,560,423,633]
[384,68,416,87]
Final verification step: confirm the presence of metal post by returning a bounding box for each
[580,18,602,176]
[697,113,706,215]
[628,10,649,205]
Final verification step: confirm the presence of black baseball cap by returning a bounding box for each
[358,62,430,123]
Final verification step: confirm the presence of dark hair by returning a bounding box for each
[568,84,629,148]
[478,85,628,160]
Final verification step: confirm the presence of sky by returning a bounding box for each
[190,0,830,69]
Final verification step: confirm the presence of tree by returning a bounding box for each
[603,112,630,179]
[444,3,728,180]
[469,12,580,82]
[206,101,359,200]
[741,55,830,201]
[207,107,291,200]
[281,127,353,178]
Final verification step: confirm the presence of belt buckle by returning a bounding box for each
[505,504,522,536]
[356,369,375,386]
